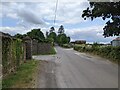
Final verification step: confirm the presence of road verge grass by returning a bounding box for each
[2,60,39,88]
[49,47,56,54]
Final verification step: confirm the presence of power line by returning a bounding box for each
[54,0,58,26]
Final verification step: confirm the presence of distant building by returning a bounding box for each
[111,37,120,46]
[75,40,86,44]
[70,41,75,44]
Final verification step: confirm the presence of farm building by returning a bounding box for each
[75,40,86,44]
[111,37,120,46]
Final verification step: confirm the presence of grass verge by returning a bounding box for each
[48,47,56,55]
[2,60,39,88]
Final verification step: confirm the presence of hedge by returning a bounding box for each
[74,44,120,63]
[61,44,72,48]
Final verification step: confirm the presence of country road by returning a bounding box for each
[33,46,118,88]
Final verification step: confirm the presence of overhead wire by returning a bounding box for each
[53,0,58,26]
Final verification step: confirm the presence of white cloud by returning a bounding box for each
[1,1,89,26]
[1,1,115,43]
[0,26,28,35]
[1,2,48,27]
[55,1,89,24]
[1,0,88,3]
[0,26,49,36]
[18,9,46,25]
[65,25,115,43]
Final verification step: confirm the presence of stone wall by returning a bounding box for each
[32,40,38,55]
[32,40,52,55]
[1,31,53,77]
[1,32,26,77]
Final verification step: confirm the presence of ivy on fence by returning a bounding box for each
[2,37,24,77]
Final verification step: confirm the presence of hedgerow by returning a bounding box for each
[74,44,120,63]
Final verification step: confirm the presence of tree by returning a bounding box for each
[46,31,49,38]
[14,33,24,39]
[67,36,70,43]
[48,32,57,42]
[57,34,70,45]
[27,28,45,42]
[58,25,64,34]
[50,27,55,33]
[60,34,67,44]
[14,33,27,39]
[82,1,120,37]
[57,25,71,45]
[45,38,54,45]
[47,27,57,44]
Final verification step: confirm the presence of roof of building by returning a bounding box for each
[75,40,86,42]
[113,37,120,41]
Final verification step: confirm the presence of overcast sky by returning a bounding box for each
[0,0,116,43]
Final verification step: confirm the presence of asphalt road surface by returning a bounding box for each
[33,46,118,88]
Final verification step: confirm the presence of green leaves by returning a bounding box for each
[47,32,57,43]
[82,2,120,37]
[58,25,64,34]
[57,34,70,45]
[27,29,45,42]
[74,44,120,62]
[47,26,71,46]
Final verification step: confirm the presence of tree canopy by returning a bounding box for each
[27,29,45,42]
[14,33,24,39]
[50,27,55,33]
[14,26,71,45]
[82,1,120,37]
[58,25,64,34]
[57,34,70,45]
[48,32,57,42]
[57,25,70,45]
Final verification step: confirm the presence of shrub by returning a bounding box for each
[62,44,72,48]
[74,45,120,62]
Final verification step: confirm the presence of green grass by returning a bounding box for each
[2,60,39,88]
[49,47,56,54]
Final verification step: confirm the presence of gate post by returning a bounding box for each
[23,36,32,60]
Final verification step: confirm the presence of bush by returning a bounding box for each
[62,44,72,48]
[74,44,120,62]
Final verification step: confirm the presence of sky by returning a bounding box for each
[0,0,117,43]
